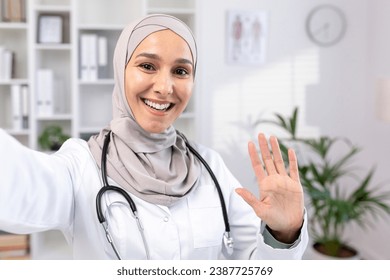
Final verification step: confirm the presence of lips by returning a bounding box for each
[142,98,174,111]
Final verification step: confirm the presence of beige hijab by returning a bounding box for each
[88,14,200,206]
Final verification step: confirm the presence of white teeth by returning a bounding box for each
[144,99,171,111]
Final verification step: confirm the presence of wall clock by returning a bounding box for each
[305,4,347,47]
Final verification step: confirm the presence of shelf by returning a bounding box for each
[0,22,28,29]
[5,129,30,136]
[146,0,195,10]
[147,8,195,15]
[78,79,114,85]
[36,114,73,121]
[0,79,29,85]
[79,126,102,134]
[78,24,125,31]
[34,5,71,13]
[35,43,72,50]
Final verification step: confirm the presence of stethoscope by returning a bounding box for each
[96,130,234,260]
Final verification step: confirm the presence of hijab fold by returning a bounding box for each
[88,14,200,206]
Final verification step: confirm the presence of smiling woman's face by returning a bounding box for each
[124,29,194,134]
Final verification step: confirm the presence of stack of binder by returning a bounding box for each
[0,231,30,260]
[0,0,26,22]
[36,69,54,117]
[80,34,108,81]
[11,84,29,130]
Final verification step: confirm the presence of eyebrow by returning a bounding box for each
[135,52,194,68]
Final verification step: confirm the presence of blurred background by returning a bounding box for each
[1,0,389,259]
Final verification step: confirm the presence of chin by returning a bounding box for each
[141,124,169,134]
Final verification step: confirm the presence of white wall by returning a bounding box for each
[195,0,390,259]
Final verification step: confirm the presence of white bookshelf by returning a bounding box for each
[1,0,197,259]
[0,0,30,146]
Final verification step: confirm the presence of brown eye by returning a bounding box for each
[139,63,155,71]
[174,68,189,76]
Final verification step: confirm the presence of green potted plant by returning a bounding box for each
[38,125,70,151]
[246,107,390,258]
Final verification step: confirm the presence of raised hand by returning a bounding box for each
[235,133,304,243]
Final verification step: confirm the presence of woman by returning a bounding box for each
[0,14,308,259]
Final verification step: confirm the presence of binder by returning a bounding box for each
[98,36,108,79]
[80,34,101,81]
[0,48,14,80]
[21,84,29,129]
[80,34,90,81]
[88,34,98,80]
[11,84,22,130]
[2,49,14,80]
[36,69,54,116]
[0,46,4,80]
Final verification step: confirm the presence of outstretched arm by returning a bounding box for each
[0,129,75,234]
[235,133,304,243]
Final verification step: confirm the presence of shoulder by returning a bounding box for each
[58,138,90,153]
[54,138,99,194]
[56,138,92,160]
[54,138,96,173]
[191,143,227,169]
[190,142,240,188]
[191,142,225,165]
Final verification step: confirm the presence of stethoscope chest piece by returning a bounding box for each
[223,231,234,255]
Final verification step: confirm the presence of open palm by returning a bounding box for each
[236,133,304,243]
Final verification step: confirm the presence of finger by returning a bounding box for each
[288,148,300,182]
[235,188,262,216]
[248,141,266,183]
[258,133,277,175]
[269,136,287,175]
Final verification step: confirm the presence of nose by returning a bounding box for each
[153,70,173,96]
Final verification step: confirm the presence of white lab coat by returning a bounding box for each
[0,129,308,259]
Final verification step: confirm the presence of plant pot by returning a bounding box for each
[303,242,360,260]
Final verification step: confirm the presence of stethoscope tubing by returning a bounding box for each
[96,130,232,259]
[177,131,231,234]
